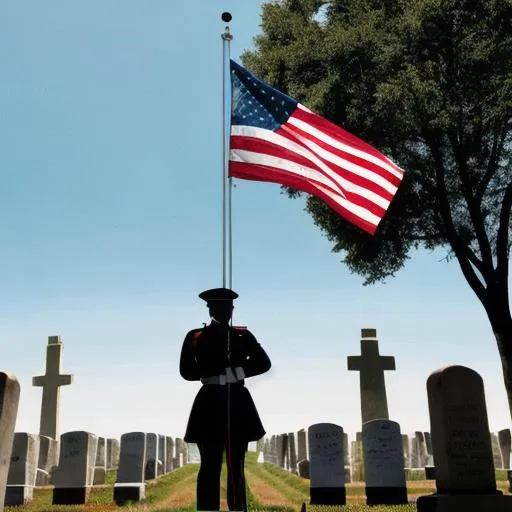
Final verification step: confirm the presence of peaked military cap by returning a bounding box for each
[198,287,239,303]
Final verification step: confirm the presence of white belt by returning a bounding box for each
[201,367,245,385]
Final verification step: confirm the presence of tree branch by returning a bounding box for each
[496,179,512,277]
[448,134,495,276]
[475,124,505,204]
[429,138,487,304]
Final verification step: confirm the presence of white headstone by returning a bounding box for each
[308,423,346,505]
[362,419,407,505]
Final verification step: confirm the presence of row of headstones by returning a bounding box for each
[114,432,190,506]
[4,432,120,505]
[261,366,512,509]
[4,430,189,507]
[261,430,351,482]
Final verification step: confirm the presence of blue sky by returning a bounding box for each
[1,0,510,444]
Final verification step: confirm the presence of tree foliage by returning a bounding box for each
[243,0,512,293]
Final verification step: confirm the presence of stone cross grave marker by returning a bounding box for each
[5,433,40,506]
[114,432,146,505]
[362,419,407,505]
[32,336,73,440]
[0,372,21,512]
[498,429,511,469]
[52,431,98,505]
[347,329,395,423]
[417,365,512,512]
[308,423,346,505]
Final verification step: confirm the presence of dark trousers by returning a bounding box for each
[197,439,248,511]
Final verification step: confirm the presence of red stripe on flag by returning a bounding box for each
[230,160,379,234]
[293,107,403,181]
[276,127,394,201]
[230,133,387,219]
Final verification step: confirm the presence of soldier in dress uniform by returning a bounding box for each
[180,287,272,512]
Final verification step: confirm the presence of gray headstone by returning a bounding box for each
[298,459,310,479]
[362,419,407,505]
[498,429,511,469]
[186,443,200,463]
[106,438,120,469]
[93,467,106,485]
[424,432,432,456]
[5,433,39,505]
[343,433,349,466]
[415,431,429,467]
[114,432,146,505]
[0,372,21,511]
[36,435,58,485]
[145,433,158,479]
[411,436,419,468]
[297,429,307,461]
[491,433,503,469]
[165,437,174,473]
[52,431,98,505]
[95,437,106,467]
[352,437,364,481]
[32,336,73,440]
[308,423,346,505]
[270,435,277,464]
[417,366,512,512]
[401,435,410,468]
[288,432,297,474]
[158,434,166,474]
[347,329,395,424]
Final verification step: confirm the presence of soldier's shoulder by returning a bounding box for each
[184,327,205,340]
[232,326,257,339]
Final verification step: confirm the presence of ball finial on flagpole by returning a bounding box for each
[221,12,232,22]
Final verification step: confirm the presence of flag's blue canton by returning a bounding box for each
[231,60,297,131]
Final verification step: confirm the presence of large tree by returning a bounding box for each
[243,0,512,415]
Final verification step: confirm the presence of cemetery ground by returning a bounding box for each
[5,452,512,512]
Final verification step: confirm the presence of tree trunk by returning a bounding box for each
[486,298,512,426]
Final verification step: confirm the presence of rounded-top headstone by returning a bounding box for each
[426,365,496,494]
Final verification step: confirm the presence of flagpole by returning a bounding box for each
[221,11,243,512]
[221,15,233,289]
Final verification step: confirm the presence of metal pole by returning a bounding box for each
[222,23,233,288]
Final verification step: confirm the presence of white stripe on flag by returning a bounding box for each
[294,104,403,179]
[230,149,381,226]
[281,124,397,197]
[232,124,390,209]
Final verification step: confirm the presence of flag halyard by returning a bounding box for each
[228,60,405,235]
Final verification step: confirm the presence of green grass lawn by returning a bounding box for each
[4,453,510,512]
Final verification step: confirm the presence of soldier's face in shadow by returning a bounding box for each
[208,302,234,325]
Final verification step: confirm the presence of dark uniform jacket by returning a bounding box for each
[180,322,271,443]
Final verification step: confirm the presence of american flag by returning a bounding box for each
[229,60,404,235]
